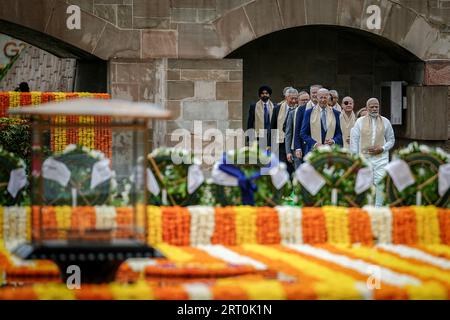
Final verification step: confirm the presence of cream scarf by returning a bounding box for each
[255,100,274,136]
[360,115,385,154]
[340,111,355,148]
[276,101,294,143]
[310,105,336,144]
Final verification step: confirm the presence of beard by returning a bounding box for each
[261,96,269,102]
[369,111,378,117]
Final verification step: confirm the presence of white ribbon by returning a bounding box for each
[385,159,415,192]
[295,163,326,196]
[42,157,71,187]
[146,168,160,196]
[438,163,450,197]
[355,167,373,195]
[90,159,112,189]
[187,164,204,194]
[269,162,289,190]
[7,168,27,198]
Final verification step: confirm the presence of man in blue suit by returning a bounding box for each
[299,88,343,156]
[289,91,309,168]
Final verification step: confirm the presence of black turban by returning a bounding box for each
[258,85,272,96]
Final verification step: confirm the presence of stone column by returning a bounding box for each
[424,60,450,141]
[165,59,243,163]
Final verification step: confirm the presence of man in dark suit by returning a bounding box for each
[247,85,274,147]
[290,91,310,168]
[299,88,343,156]
[270,87,298,174]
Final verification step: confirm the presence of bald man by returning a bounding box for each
[299,88,343,156]
[350,98,395,207]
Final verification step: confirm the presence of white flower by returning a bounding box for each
[63,144,77,154]
[435,147,449,161]
[418,167,426,177]
[419,145,431,154]
[317,145,332,153]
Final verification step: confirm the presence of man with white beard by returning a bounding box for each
[350,98,395,207]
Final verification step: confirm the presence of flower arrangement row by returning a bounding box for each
[1,243,450,299]
[1,206,449,248]
[0,91,112,158]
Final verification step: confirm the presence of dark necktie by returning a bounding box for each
[264,103,270,130]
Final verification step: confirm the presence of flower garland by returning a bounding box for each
[2,242,450,299]
[294,145,374,207]
[0,91,112,159]
[42,144,117,206]
[276,206,302,244]
[1,206,450,246]
[0,146,28,206]
[383,142,449,207]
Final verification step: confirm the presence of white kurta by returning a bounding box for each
[350,116,395,206]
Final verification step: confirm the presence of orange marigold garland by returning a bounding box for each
[301,208,327,244]
[392,207,418,245]
[211,207,236,246]
[256,207,281,244]
[0,91,112,158]
[438,208,450,245]
[348,208,373,245]
[162,207,190,246]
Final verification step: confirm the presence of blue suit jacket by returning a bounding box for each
[300,107,343,155]
[292,104,307,153]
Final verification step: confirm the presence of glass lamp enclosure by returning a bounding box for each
[30,115,149,244]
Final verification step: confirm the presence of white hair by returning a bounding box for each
[366,97,379,106]
[283,86,293,96]
[317,88,329,95]
[330,90,339,97]
[310,84,323,90]
[285,88,298,96]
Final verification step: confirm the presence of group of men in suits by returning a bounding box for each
[247,85,395,206]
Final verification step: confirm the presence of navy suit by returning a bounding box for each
[300,107,343,155]
[292,104,307,155]
[247,100,273,145]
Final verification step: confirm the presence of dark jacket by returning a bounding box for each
[300,107,343,155]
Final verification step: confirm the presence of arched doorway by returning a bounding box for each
[0,19,107,93]
[226,25,423,130]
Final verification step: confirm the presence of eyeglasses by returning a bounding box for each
[343,101,350,106]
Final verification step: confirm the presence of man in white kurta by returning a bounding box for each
[350,98,395,207]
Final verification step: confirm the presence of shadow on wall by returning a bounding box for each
[227,25,424,130]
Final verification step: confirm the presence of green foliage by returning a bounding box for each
[0,117,31,169]
[383,142,449,207]
[0,146,28,206]
[293,145,373,207]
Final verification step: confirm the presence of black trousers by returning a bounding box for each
[276,143,295,176]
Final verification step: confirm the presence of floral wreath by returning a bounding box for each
[0,147,28,206]
[42,144,117,206]
[203,143,292,207]
[147,147,204,206]
[383,142,449,207]
[293,145,374,207]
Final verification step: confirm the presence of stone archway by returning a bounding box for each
[0,0,139,60]
[210,0,443,61]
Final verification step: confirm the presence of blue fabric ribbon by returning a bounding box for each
[218,152,277,205]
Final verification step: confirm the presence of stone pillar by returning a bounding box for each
[108,58,165,177]
[165,59,243,162]
[424,60,450,140]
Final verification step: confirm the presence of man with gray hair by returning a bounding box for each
[350,97,395,206]
[270,87,298,174]
[284,90,310,171]
[298,88,343,156]
[329,90,342,112]
[306,84,322,110]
